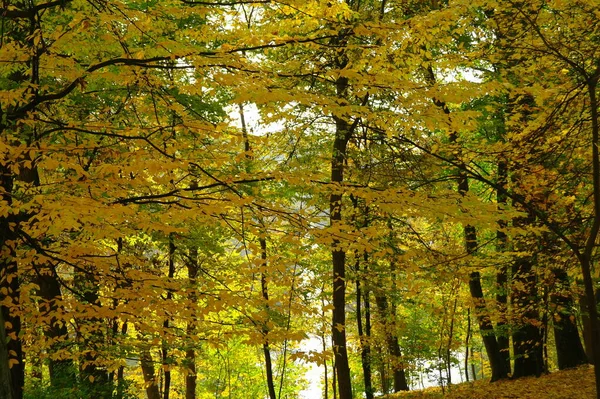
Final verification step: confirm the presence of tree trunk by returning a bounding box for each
[468,270,509,381]
[161,235,176,399]
[0,305,14,399]
[355,255,373,399]
[185,247,199,399]
[321,286,329,399]
[579,255,600,398]
[510,258,544,378]
[35,265,76,387]
[140,348,161,399]
[0,162,23,399]
[75,268,110,398]
[374,294,409,391]
[460,174,508,382]
[428,62,508,382]
[115,322,128,399]
[495,158,511,375]
[551,269,587,369]
[510,209,544,378]
[330,72,353,398]
[259,237,277,399]
[464,308,471,382]
[583,80,600,398]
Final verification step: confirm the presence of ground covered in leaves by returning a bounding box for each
[386,365,595,399]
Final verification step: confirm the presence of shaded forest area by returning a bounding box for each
[0,0,599,398]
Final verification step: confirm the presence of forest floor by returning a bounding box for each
[385,365,595,399]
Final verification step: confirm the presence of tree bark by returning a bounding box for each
[330,71,353,398]
[374,293,409,391]
[75,268,110,398]
[580,78,600,398]
[185,247,199,399]
[355,254,373,399]
[495,158,511,376]
[511,256,544,378]
[161,235,176,399]
[0,165,23,399]
[551,269,587,369]
[459,162,508,382]
[140,348,161,399]
[259,237,277,399]
[35,265,76,387]
[427,63,508,382]
[0,305,14,399]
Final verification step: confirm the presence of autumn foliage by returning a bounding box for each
[0,0,600,399]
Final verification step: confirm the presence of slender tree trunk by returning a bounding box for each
[351,197,373,399]
[374,294,409,391]
[161,235,176,399]
[330,74,353,398]
[446,297,458,385]
[378,345,388,394]
[460,174,508,382]
[355,254,373,399]
[321,287,329,399]
[185,247,199,399]
[332,356,337,399]
[260,237,277,399]
[428,63,507,381]
[238,102,277,399]
[495,158,511,376]
[388,256,409,392]
[465,308,471,382]
[115,322,128,399]
[364,279,373,390]
[472,349,477,381]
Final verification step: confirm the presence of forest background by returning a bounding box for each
[1,0,600,398]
